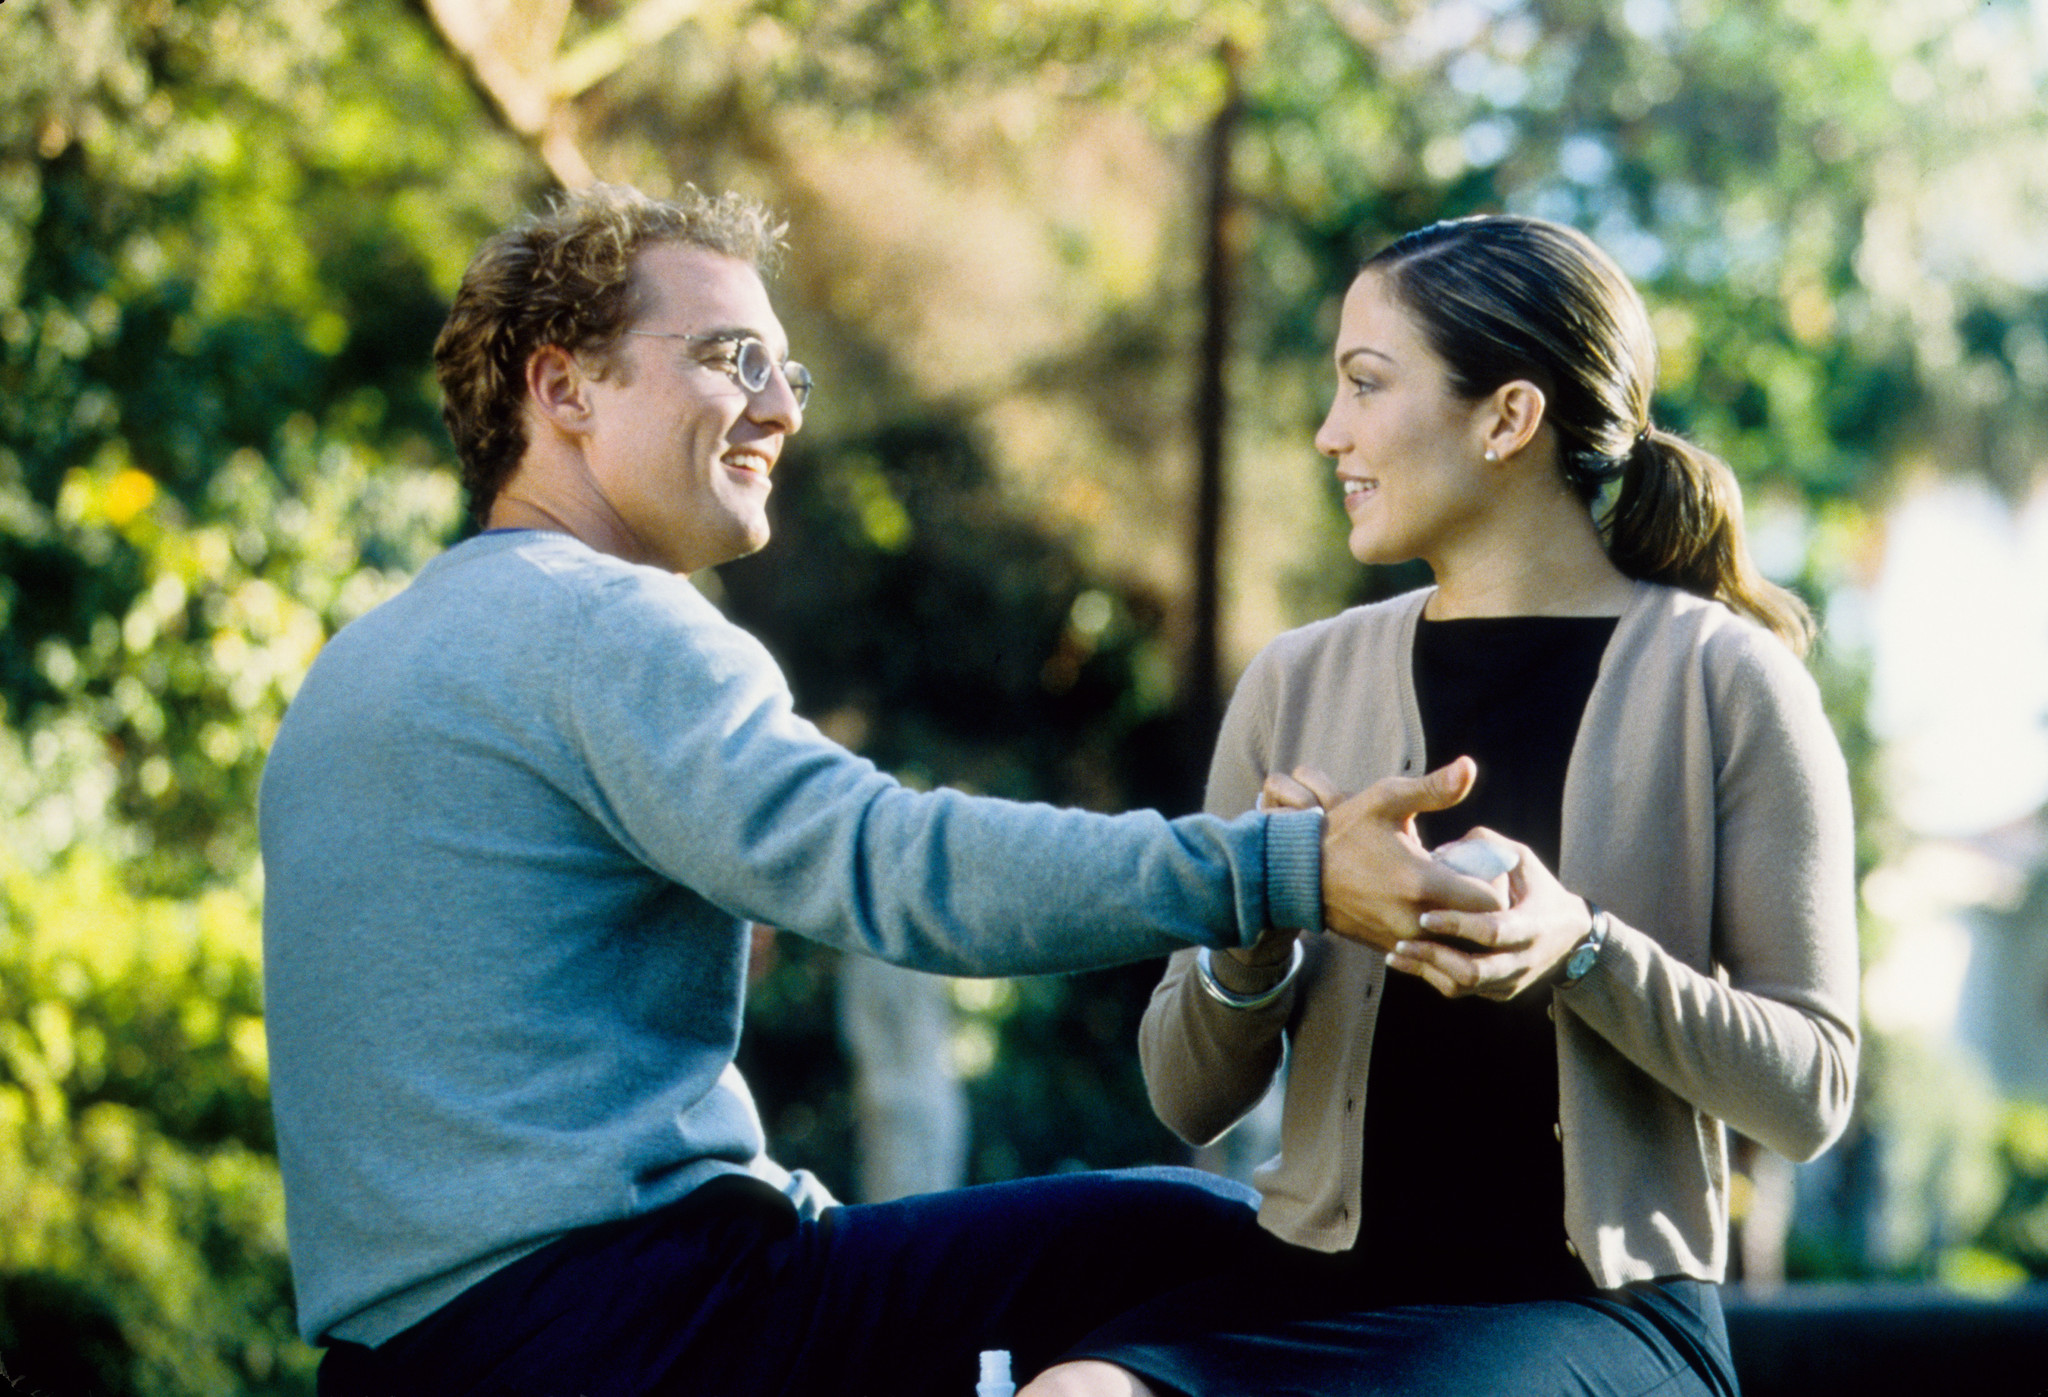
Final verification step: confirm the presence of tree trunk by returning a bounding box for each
[837,955,969,1202]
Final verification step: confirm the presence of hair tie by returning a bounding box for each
[1635,424,1655,450]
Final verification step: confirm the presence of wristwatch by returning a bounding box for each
[1557,904,1610,987]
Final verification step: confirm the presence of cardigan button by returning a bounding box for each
[1565,1239,1580,1259]
[1552,1122,1562,1142]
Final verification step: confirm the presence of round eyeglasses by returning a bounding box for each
[625,330,812,410]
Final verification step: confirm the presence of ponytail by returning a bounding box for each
[1604,430,1814,656]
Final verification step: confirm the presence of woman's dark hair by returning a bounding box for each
[1362,215,1814,654]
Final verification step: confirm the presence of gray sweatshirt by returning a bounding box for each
[258,531,1322,1344]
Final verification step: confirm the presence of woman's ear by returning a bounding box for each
[1479,380,1546,463]
[526,345,595,435]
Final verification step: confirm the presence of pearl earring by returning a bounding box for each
[1483,448,1499,463]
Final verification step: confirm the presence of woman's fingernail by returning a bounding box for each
[1418,912,1445,933]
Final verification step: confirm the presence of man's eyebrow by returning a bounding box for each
[693,325,788,355]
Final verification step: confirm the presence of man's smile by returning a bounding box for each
[724,446,776,480]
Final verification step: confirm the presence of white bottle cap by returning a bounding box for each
[977,1349,1015,1397]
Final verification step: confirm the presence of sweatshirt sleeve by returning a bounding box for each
[559,571,1323,977]
[1139,646,1300,1146]
[1558,625,1860,1162]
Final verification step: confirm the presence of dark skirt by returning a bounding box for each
[1064,1250,1741,1397]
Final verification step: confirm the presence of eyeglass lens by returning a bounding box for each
[733,338,812,410]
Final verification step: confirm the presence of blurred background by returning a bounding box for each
[3,0,2047,1390]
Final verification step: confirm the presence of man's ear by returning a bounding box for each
[526,345,594,435]
[1479,380,1546,463]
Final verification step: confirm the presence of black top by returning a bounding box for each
[1345,614,1617,1304]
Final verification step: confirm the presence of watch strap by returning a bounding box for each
[1557,904,1610,987]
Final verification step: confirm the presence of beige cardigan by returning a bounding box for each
[1140,583,1860,1288]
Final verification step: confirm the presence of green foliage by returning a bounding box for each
[0,849,303,1395]
[1,0,536,1386]
[724,419,1184,807]
[1858,1032,2008,1275]
[720,0,1261,117]
[1,0,533,888]
[1982,1098,2048,1279]
[957,960,1188,1182]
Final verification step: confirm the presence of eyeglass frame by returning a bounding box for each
[623,329,812,410]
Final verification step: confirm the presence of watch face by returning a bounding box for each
[1567,943,1598,980]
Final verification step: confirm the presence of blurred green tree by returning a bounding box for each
[1,0,539,1388]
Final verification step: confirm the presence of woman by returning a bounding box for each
[1022,215,1859,1396]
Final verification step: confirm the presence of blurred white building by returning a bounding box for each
[1863,477,2048,1091]
[1813,475,2048,1275]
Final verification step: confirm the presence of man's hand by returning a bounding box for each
[1310,758,1507,953]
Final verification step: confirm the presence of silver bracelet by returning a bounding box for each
[1194,940,1305,1011]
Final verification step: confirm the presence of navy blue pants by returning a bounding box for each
[316,1168,1266,1397]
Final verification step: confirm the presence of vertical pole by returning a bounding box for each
[1185,41,1243,805]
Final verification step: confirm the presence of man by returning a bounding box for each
[260,184,1497,1396]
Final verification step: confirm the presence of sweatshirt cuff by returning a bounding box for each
[1261,808,1324,935]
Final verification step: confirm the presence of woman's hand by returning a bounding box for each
[1388,829,1593,1000]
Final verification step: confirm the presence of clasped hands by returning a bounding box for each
[1246,758,1595,1001]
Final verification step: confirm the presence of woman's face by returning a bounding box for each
[1315,271,1496,570]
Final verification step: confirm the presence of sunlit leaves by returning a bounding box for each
[0,845,307,1393]
[1,0,534,1388]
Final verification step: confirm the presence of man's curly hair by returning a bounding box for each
[433,183,787,522]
